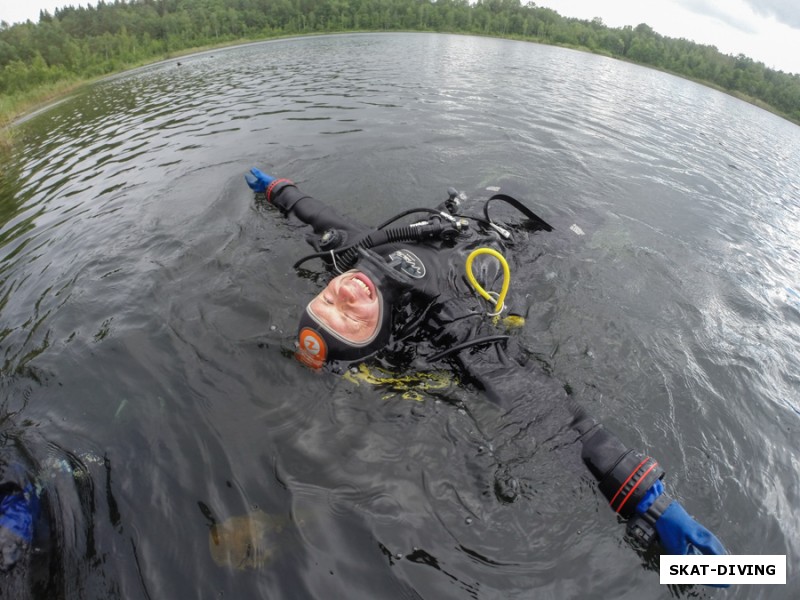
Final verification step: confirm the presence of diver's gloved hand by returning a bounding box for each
[244,167,276,193]
[0,484,39,571]
[634,480,727,556]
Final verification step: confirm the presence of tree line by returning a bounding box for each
[1,0,799,125]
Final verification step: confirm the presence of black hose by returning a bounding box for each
[429,335,510,362]
[292,193,549,271]
[376,208,441,230]
[293,220,449,271]
[483,193,554,232]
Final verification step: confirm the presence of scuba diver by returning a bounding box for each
[245,167,727,562]
[0,422,111,597]
[0,476,39,572]
[0,432,45,598]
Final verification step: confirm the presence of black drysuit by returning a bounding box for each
[263,178,680,547]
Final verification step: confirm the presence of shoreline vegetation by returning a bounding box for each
[2,0,799,139]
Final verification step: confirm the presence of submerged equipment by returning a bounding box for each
[343,363,455,401]
[208,509,296,571]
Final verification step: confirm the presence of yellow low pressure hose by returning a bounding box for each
[465,247,510,316]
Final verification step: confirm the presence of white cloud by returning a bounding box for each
[672,0,758,34]
[741,0,800,29]
[2,1,80,26]
[541,0,800,74]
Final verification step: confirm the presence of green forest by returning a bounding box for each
[1,0,799,126]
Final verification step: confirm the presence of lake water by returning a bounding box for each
[1,32,799,599]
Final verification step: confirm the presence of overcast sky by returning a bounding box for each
[2,0,799,74]
[541,0,800,74]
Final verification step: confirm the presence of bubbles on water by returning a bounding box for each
[41,451,103,483]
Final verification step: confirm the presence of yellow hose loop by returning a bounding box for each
[465,247,510,316]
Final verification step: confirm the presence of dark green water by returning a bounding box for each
[1,33,798,599]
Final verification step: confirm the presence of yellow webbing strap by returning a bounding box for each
[344,364,455,401]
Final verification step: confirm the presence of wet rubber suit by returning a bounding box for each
[247,170,727,561]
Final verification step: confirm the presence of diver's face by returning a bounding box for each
[307,270,381,343]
